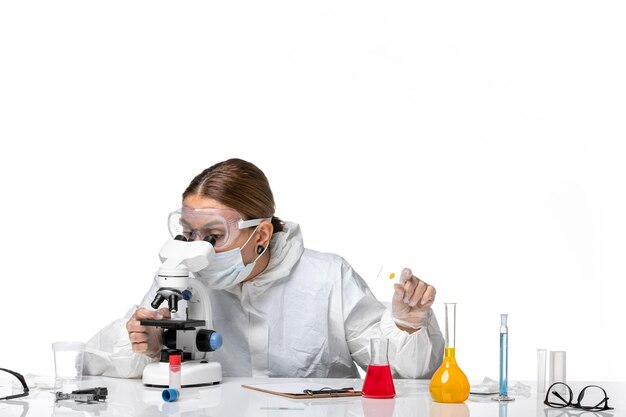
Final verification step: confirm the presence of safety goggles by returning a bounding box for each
[0,368,29,400]
[168,207,271,249]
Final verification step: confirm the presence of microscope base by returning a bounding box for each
[142,360,222,387]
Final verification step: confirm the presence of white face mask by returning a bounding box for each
[196,226,267,289]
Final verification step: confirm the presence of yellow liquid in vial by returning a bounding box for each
[429,347,470,403]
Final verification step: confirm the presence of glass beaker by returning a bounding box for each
[362,338,395,399]
[429,303,470,403]
[52,341,85,390]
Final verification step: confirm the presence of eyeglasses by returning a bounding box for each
[0,368,29,400]
[544,382,613,412]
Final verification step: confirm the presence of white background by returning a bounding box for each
[1,1,624,382]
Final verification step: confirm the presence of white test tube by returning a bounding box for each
[549,351,566,388]
[537,349,547,393]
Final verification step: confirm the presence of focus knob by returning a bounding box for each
[196,329,222,352]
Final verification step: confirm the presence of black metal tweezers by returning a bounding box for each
[55,387,108,403]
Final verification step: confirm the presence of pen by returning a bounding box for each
[260,407,305,410]
[303,387,355,395]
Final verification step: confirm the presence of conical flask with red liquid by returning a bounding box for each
[429,302,470,403]
[362,338,396,399]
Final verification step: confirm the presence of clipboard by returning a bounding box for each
[241,382,362,399]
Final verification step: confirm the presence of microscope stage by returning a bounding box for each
[139,319,206,329]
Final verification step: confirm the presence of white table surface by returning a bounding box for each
[1,377,623,417]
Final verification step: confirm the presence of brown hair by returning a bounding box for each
[183,158,284,233]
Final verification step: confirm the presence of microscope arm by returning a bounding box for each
[186,278,213,329]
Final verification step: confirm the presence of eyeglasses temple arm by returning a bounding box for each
[552,391,569,404]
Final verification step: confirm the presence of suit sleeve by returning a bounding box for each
[83,280,160,378]
[341,261,444,379]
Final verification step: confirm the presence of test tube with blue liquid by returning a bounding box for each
[493,314,514,402]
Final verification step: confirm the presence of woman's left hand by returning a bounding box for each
[391,268,436,332]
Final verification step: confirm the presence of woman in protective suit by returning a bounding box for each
[84,158,444,378]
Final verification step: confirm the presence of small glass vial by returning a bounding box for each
[162,349,182,402]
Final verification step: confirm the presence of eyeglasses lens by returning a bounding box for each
[578,386,610,411]
[546,383,572,408]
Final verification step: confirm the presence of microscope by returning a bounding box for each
[140,235,223,387]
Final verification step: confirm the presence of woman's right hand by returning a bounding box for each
[126,307,171,358]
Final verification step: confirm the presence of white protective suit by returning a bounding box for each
[84,222,444,379]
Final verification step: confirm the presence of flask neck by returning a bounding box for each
[443,303,457,349]
[369,338,390,365]
[444,347,457,358]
